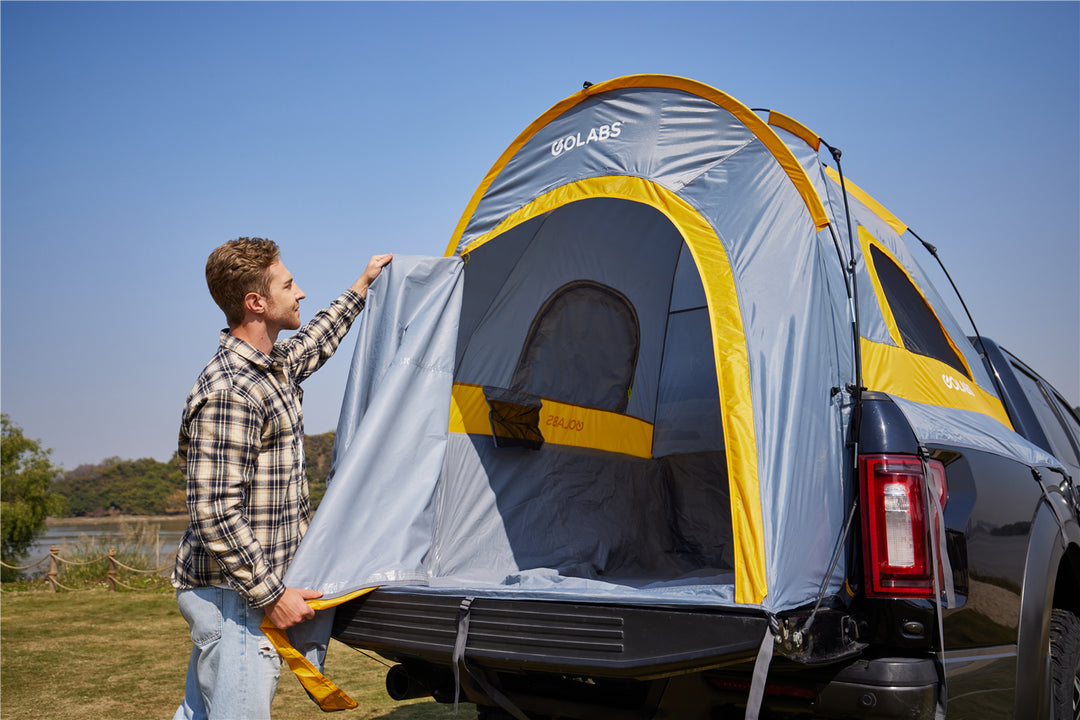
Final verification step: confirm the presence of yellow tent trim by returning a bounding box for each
[450,382,654,458]
[858,228,975,380]
[451,174,767,605]
[856,230,1011,428]
[766,110,821,151]
[260,586,378,712]
[861,339,1013,428]
[824,165,908,237]
[446,74,830,256]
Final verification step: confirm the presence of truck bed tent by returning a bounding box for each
[277,76,1054,706]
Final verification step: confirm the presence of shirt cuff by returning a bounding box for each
[335,289,366,318]
[243,573,286,609]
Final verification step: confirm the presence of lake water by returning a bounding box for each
[22,516,190,576]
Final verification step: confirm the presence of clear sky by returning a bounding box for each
[2,1,1078,470]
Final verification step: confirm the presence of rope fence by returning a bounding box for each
[0,546,172,592]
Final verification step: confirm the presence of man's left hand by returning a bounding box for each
[265,586,323,629]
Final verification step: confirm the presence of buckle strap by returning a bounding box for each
[452,597,530,720]
[452,597,473,713]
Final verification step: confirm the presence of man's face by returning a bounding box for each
[262,259,306,332]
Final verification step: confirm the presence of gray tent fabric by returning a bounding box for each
[892,395,1062,469]
[282,255,462,674]
[285,255,463,597]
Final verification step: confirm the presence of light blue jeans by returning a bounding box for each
[173,587,282,720]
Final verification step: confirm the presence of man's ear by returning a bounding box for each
[244,292,267,316]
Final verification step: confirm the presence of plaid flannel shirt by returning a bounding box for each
[171,290,365,608]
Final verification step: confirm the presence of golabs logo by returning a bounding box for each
[545,414,585,432]
[550,122,624,157]
[942,373,975,397]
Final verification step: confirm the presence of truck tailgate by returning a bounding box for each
[331,589,770,679]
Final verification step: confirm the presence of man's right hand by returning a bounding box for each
[351,253,394,299]
[264,586,323,629]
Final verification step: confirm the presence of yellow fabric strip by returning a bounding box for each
[306,586,379,612]
[450,382,654,458]
[824,165,908,237]
[260,586,378,712]
[451,175,767,605]
[861,338,1013,429]
[766,110,821,151]
[446,74,830,256]
[674,206,766,606]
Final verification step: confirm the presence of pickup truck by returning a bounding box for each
[329,336,1080,719]
[308,77,1080,720]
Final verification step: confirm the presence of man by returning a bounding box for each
[171,237,392,720]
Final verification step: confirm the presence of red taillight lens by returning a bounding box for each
[859,455,947,598]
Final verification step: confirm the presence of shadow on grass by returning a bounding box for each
[377,704,478,719]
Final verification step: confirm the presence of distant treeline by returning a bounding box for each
[51,431,337,517]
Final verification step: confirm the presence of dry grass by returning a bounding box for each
[0,589,476,719]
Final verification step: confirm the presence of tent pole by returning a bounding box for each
[820,140,865,479]
[909,229,1009,406]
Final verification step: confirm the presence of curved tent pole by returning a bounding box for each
[908,228,1009,405]
[814,140,866,425]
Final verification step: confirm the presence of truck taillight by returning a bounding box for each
[859,454,947,598]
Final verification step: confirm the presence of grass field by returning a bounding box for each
[0,588,477,719]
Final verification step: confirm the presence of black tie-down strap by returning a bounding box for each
[453,597,530,720]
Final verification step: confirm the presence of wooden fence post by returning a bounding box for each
[107,549,117,592]
[47,546,59,593]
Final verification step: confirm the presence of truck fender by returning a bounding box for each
[1014,485,1080,718]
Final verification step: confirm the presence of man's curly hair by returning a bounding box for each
[205,237,280,325]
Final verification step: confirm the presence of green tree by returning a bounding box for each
[1,415,67,577]
[305,430,336,507]
[52,455,185,516]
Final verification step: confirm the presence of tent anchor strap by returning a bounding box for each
[453,597,530,720]
[743,618,778,720]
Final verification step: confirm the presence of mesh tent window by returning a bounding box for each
[512,280,641,414]
[869,244,969,378]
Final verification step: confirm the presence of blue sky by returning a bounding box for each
[2,1,1077,470]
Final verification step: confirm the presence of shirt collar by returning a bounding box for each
[219,329,280,370]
